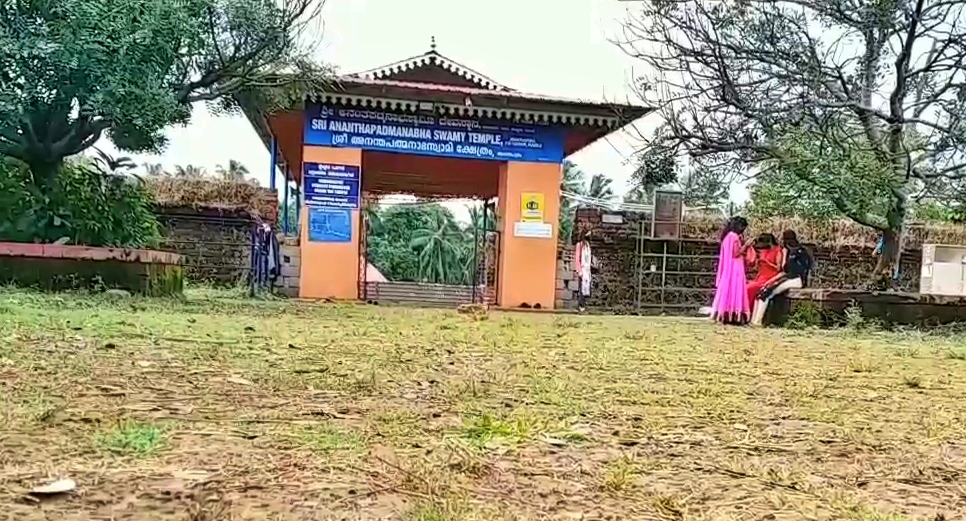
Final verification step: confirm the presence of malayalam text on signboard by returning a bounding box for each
[303,163,360,209]
[304,105,565,163]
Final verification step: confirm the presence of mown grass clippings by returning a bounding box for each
[0,287,962,520]
[403,498,468,521]
[944,348,966,360]
[297,424,367,455]
[600,455,638,493]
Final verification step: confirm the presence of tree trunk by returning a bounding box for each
[870,227,900,290]
[868,191,908,291]
[26,158,63,199]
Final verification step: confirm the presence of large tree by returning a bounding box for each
[621,0,966,281]
[0,0,327,196]
[746,126,891,220]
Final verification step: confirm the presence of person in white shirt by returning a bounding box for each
[574,233,593,312]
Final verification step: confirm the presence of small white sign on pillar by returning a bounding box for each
[513,221,553,239]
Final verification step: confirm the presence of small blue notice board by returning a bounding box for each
[304,162,360,209]
[308,207,352,243]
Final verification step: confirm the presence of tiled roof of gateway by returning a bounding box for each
[331,76,627,108]
[349,39,511,92]
[331,40,649,123]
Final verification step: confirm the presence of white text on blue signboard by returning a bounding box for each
[304,105,565,163]
[303,163,361,209]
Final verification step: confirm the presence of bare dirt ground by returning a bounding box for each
[0,289,963,520]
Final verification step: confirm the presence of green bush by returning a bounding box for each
[0,159,160,248]
[785,300,825,329]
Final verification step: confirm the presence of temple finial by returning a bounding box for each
[430,36,437,52]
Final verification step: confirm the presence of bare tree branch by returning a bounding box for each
[618,0,966,280]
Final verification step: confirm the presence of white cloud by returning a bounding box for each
[92,0,746,215]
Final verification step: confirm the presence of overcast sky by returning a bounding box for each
[94,0,742,212]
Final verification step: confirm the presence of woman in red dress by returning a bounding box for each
[746,233,783,306]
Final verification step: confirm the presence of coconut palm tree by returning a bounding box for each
[91,147,136,173]
[174,164,206,178]
[561,160,586,196]
[559,160,586,240]
[586,174,615,202]
[143,163,166,177]
[465,203,497,236]
[216,160,250,181]
[459,202,498,285]
[410,207,465,284]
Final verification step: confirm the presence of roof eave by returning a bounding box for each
[308,79,654,129]
[236,78,654,156]
[236,94,274,153]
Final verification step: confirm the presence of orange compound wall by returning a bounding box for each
[496,161,562,309]
[298,146,363,300]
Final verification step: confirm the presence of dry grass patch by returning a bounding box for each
[0,289,963,520]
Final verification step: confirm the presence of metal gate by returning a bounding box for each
[360,201,498,307]
[632,221,717,314]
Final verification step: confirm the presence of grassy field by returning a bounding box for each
[0,290,964,520]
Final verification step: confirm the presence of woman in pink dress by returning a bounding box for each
[711,217,754,324]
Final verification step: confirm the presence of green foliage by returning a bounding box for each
[410,207,469,284]
[679,163,731,209]
[586,174,615,202]
[630,127,680,201]
[747,170,840,220]
[748,126,897,226]
[216,160,250,181]
[623,185,649,204]
[174,165,208,178]
[559,160,585,242]
[276,190,299,233]
[785,301,824,330]
[748,128,965,226]
[95,420,164,455]
[0,0,327,192]
[913,202,957,223]
[367,205,431,282]
[628,132,732,210]
[366,203,491,285]
[0,158,160,248]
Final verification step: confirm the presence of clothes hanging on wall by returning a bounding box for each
[250,223,281,288]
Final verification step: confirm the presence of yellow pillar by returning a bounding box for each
[298,146,362,300]
[496,161,562,309]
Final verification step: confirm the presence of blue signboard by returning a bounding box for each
[304,104,565,163]
[308,207,352,243]
[303,163,360,209]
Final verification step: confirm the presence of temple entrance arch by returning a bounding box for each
[356,150,502,306]
[242,42,651,309]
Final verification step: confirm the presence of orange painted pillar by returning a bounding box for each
[298,146,362,300]
[496,161,562,309]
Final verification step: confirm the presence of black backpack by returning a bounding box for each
[785,246,813,286]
